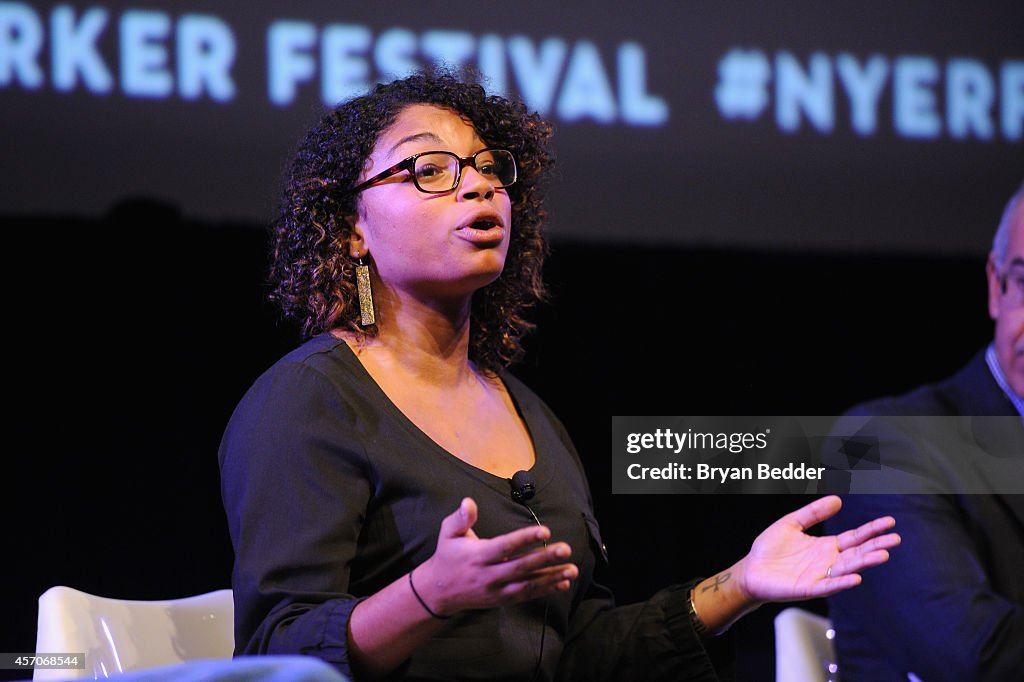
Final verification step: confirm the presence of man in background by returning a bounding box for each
[824,181,1024,681]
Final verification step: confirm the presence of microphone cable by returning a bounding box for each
[510,470,547,682]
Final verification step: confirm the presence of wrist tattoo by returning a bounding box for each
[701,572,731,594]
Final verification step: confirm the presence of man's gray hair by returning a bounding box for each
[993,180,1024,267]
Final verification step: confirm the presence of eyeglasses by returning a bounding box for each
[352,148,517,194]
[998,264,1024,307]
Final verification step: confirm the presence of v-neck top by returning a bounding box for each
[219,334,727,681]
[335,335,550,498]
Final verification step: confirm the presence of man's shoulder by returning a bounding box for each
[848,348,1012,417]
[849,379,960,417]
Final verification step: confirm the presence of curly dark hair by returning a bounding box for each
[269,71,553,373]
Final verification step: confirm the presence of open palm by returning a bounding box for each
[741,496,899,602]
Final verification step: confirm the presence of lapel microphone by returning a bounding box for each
[510,470,536,503]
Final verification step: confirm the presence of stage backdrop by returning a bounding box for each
[2,0,1021,253]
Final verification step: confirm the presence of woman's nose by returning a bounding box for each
[457,164,495,200]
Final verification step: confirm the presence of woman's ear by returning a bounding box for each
[346,215,366,258]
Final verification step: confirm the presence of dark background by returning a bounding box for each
[1,0,1021,679]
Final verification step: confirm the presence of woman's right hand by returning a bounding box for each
[348,496,577,675]
[413,497,579,616]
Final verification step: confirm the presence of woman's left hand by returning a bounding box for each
[736,495,899,603]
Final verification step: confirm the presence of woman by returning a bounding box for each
[219,72,899,681]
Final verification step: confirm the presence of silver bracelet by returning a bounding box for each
[687,582,713,639]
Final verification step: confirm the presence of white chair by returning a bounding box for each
[33,586,234,680]
[774,607,840,682]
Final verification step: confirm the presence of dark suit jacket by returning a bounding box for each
[824,350,1024,682]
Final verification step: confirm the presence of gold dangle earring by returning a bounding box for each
[354,254,375,326]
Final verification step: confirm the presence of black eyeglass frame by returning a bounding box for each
[351,147,518,194]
